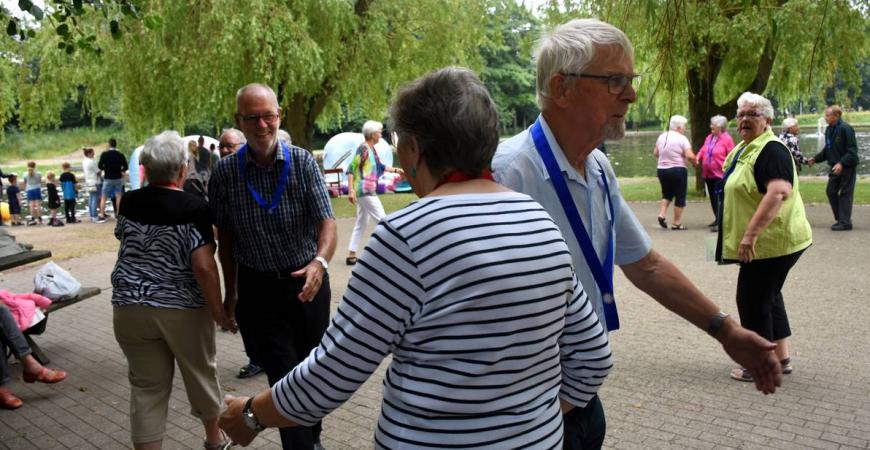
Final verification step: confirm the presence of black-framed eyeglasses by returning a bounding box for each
[237,112,280,123]
[561,72,641,95]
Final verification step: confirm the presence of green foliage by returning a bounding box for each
[480,0,539,132]
[0,125,122,162]
[2,0,488,148]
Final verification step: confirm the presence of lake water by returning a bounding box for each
[606,127,870,177]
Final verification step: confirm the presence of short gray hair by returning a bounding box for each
[235,83,278,112]
[362,121,383,140]
[220,128,246,144]
[737,92,774,120]
[535,18,634,105]
[277,129,291,145]
[669,115,688,131]
[141,131,188,184]
[781,117,798,131]
[389,67,499,179]
[710,115,728,131]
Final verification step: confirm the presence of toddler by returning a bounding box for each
[6,174,22,226]
[45,172,63,227]
[59,162,78,223]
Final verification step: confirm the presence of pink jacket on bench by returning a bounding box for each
[0,290,52,331]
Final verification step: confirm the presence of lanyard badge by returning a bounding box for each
[237,141,292,215]
[531,119,619,331]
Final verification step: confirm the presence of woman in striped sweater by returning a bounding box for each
[220,67,613,449]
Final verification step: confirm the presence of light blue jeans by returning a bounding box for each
[88,185,101,218]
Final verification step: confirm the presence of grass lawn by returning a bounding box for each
[0,126,122,163]
[329,176,870,218]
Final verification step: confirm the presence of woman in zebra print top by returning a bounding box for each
[220,68,613,449]
[112,131,235,450]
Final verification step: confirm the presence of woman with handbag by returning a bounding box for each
[344,120,403,265]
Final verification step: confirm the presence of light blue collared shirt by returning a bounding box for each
[493,115,652,332]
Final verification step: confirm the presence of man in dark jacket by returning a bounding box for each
[808,106,859,231]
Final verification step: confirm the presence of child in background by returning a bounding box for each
[6,174,22,226]
[59,162,77,223]
[45,172,63,227]
[24,161,42,225]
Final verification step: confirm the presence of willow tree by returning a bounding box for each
[541,0,868,189]
[5,0,488,148]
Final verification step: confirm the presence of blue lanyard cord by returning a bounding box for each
[716,142,747,198]
[531,119,619,330]
[706,136,717,162]
[237,142,292,214]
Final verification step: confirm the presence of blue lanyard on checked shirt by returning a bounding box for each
[531,118,619,331]
[237,141,292,215]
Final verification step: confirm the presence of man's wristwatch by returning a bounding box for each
[706,311,730,337]
[242,397,266,433]
[314,256,329,271]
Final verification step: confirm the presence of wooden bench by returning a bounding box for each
[0,250,52,271]
[23,286,102,365]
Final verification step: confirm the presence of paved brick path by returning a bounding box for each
[1,201,868,449]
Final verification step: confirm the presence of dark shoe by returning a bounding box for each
[314,443,326,450]
[671,224,687,230]
[657,216,667,229]
[730,367,753,382]
[708,220,718,227]
[831,223,852,231]
[96,216,107,223]
[237,363,264,379]
[781,357,793,375]
[709,225,718,233]
[346,256,358,265]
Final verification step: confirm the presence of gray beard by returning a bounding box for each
[603,121,626,141]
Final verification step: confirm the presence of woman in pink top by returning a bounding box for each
[696,115,735,231]
[654,115,696,230]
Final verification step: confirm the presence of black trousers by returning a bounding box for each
[563,394,606,450]
[705,177,722,221]
[64,199,76,222]
[736,249,805,342]
[236,265,331,450]
[826,166,856,226]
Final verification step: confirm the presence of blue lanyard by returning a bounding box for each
[825,123,840,150]
[706,136,717,162]
[716,142,747,198]
[237,141,292,215]
[531,119,619,331]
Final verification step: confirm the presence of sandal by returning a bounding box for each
[657,216,667,229]
[204,430,233,449]
[0,389,23,410]
[781,357,793,375]
[22,367,67,384]
[730,367,753,382]
[345,256,358,266]
[671,224,687,230]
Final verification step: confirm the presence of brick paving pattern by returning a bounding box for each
[1,201,868,449]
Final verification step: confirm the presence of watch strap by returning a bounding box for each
[243,396,266,433]
[706,311,730,337]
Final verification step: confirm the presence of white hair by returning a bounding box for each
[277,129,291,145]
[669,115,688,131]
[141,130,187,184]
[362,120,384,140]
[781,117,798,131]
[710,115,728,131]
[737,92,774,120]
[220,128,246,144]
[534,18,634,106]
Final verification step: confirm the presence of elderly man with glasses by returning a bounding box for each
[492,19,784,449]
[208,83,336,450]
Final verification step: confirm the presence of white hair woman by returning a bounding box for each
[696,114,736,231]
[343,119,403,265]
[778,117,806,172]
[654,114,697,229]
[219,67,612,448]
[112,130,235,450]
[717,92,811,383]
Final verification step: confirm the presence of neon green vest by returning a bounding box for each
[721,129,812,260]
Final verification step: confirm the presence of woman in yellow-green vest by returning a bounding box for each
[717,92,812,383]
